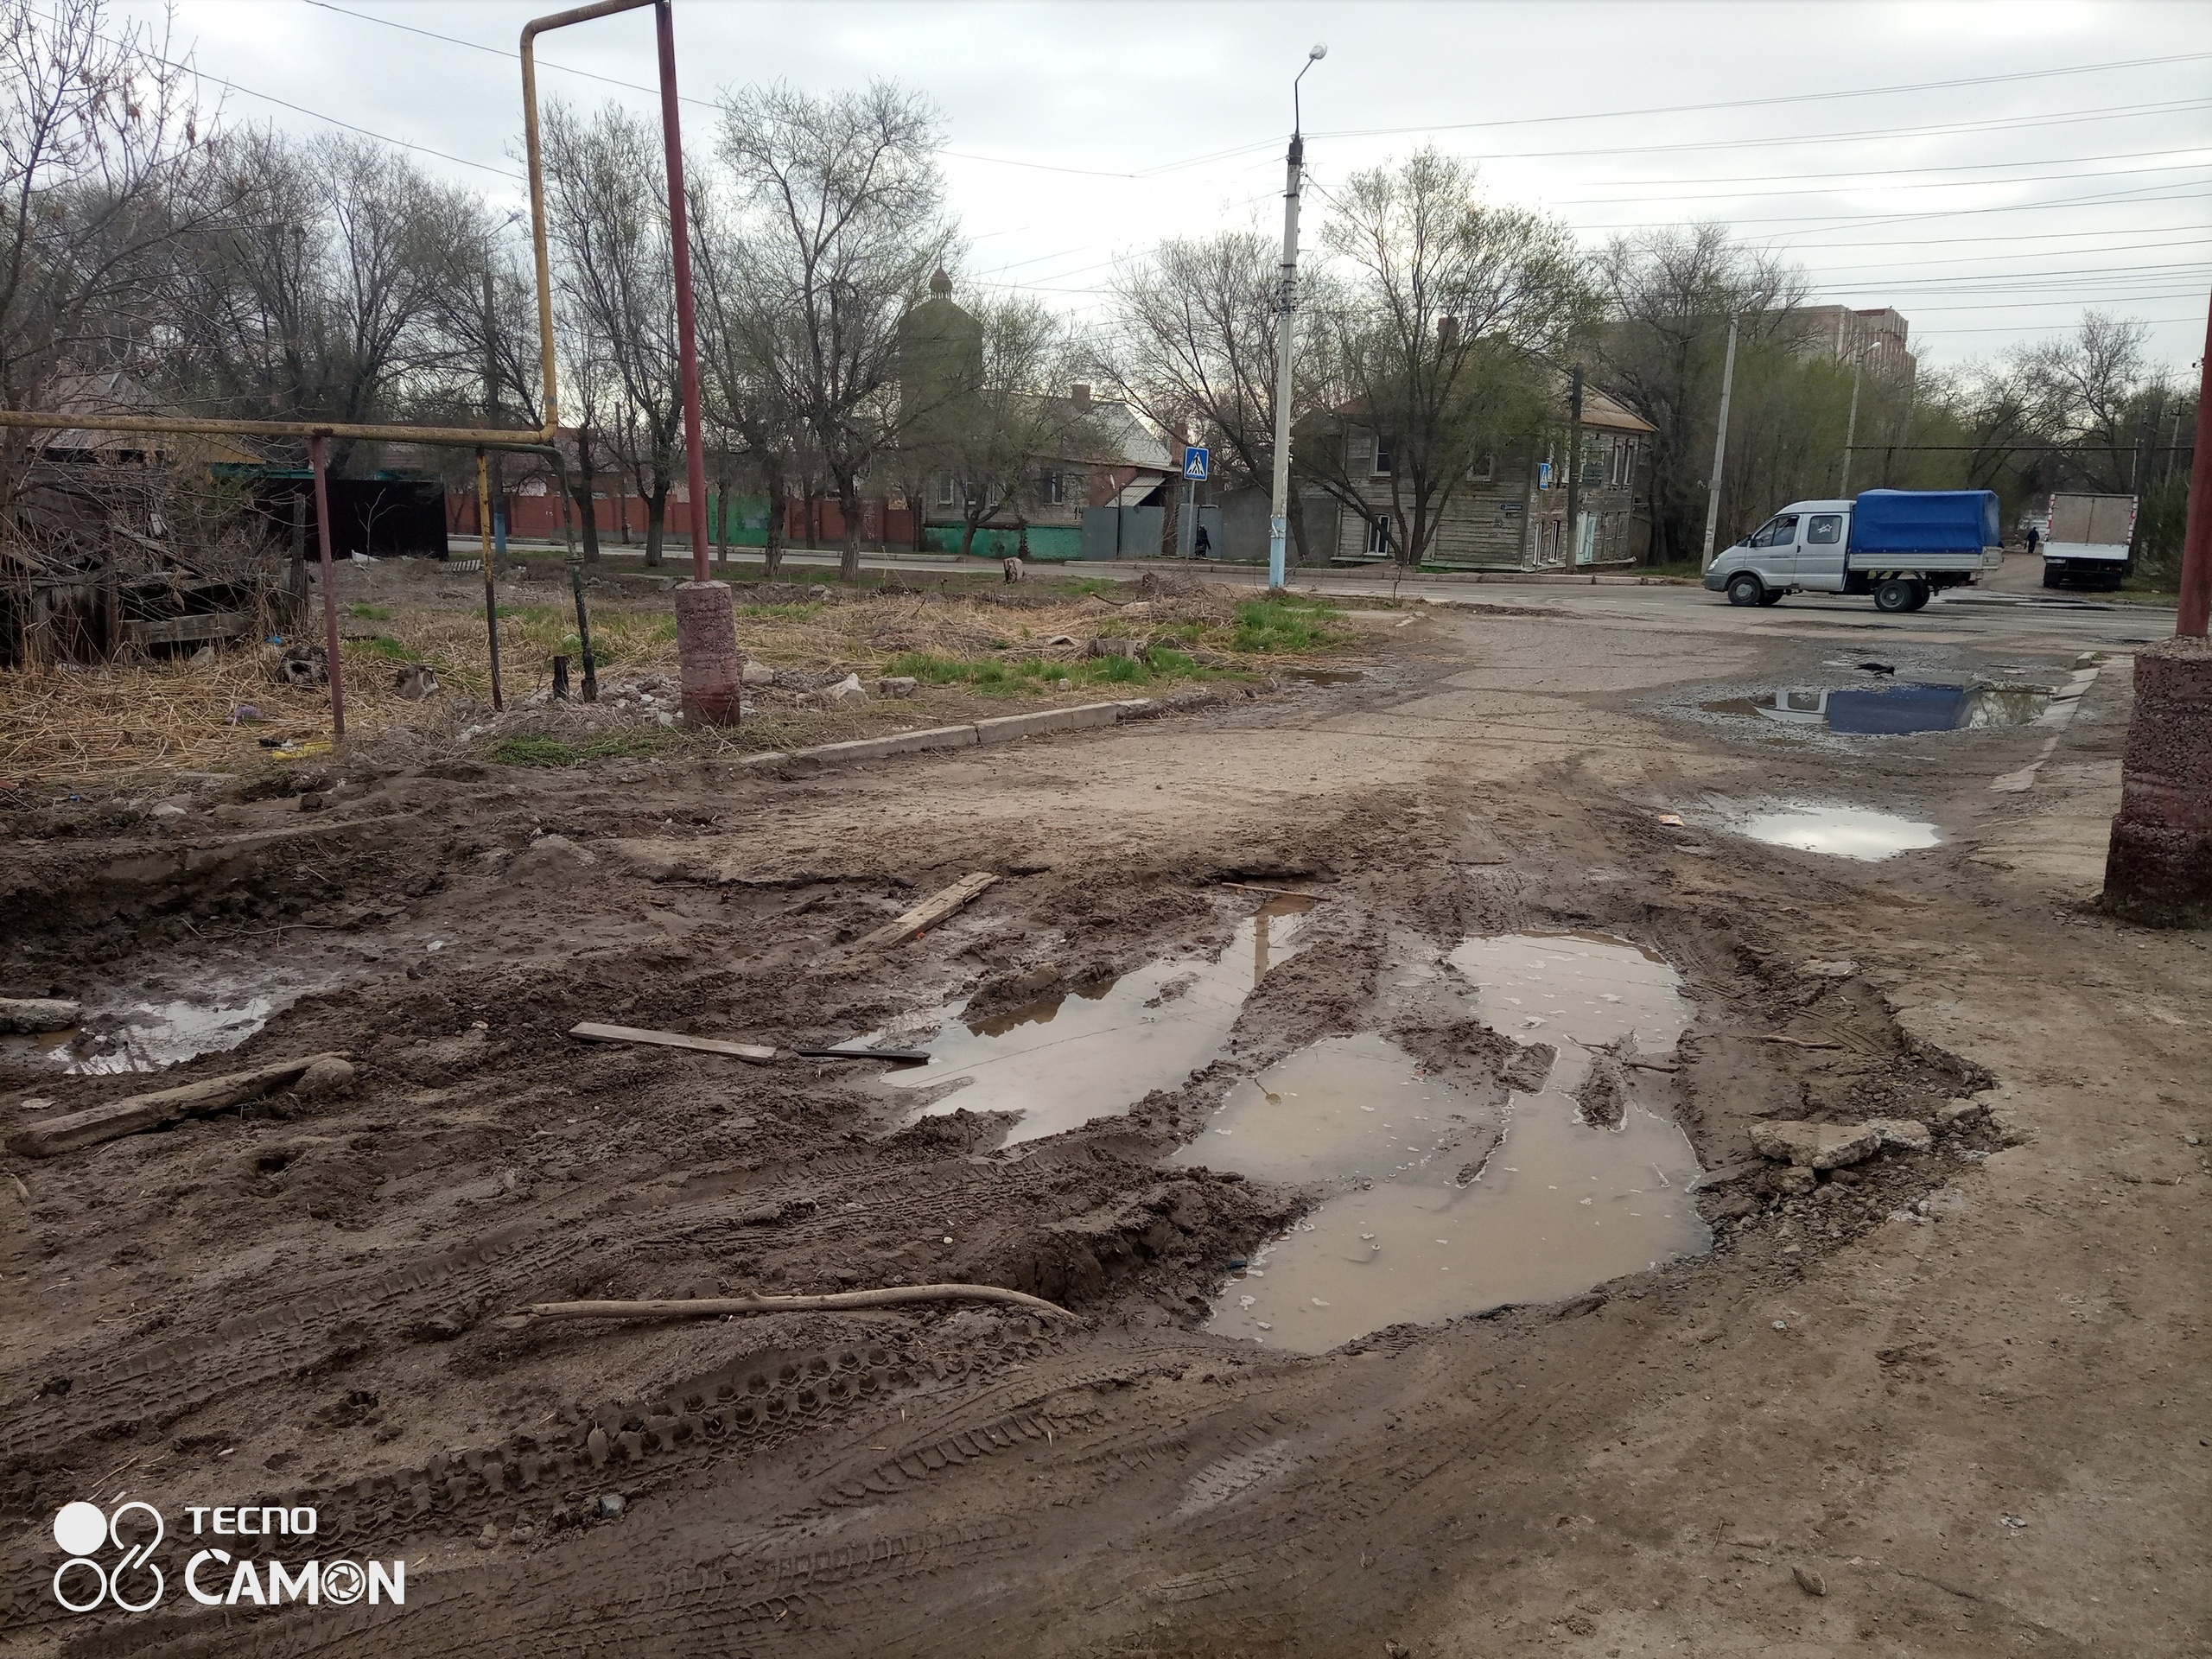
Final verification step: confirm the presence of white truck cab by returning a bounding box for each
[1704,491,2002,613]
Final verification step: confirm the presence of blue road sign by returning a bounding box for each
[1183,445,1210,480]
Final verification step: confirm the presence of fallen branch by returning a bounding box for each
[515,1283,1077,1325]
[1751,1034,1844,1051]
[853,872,998,949]
[8,1052,352,1158]
[793,1046,931,1064]
[1221,881,1325,900]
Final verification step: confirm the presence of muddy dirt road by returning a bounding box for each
[4,582,2206,1656]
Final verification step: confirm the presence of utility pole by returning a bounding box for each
[1699,312,1738,572]
[1565,365,1584,567]
[1840,340,1865,497]
[1268,43,1325,591]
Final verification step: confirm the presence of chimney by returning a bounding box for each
[1071,382,1092,410]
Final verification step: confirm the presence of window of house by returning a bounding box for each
[1039,470,1064,505]
[1607,438,1629,487]
[1372,435,1395,476]
[1469,451,1494,482]
[1365,515,1393,556]
[936,474,956,507]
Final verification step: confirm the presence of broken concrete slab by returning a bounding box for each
[1749,1120,1884,1170]
[792,725,981,765]
[1867,1117,1934,1153]
[1935,1096,1988,1127]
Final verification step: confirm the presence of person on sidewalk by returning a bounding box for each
[1192,524,1211,560]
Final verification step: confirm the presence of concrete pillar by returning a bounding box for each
[674,581,744,726]
[2102,639,2212,925]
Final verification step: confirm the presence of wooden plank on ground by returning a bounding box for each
[569,1022,776,1064]
[853,872,998,949]
[125,610,248,645]
[8,1052,350,1158]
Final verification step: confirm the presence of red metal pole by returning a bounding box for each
[309,436,346,739]
[2174,290,2212,639]
[656,0,710,585]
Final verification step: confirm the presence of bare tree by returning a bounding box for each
[1,0,219,504]
[1311,149,1599,568]
[716,79,956,582]
[692,174,798,575]
[542,99,683,567]
[1592,223,1808,562]
[911,290,1095,558]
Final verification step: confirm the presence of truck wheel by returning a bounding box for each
[1758,588,1785,606]
[2041,566,2060,589]
[1904,582,1931,611]
[1726,573,1764,607]
[1873,578,1919,613]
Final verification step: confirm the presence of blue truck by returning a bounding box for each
[1703,489,2004,613]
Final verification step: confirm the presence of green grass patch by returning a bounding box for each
[347,603,393,620]
[354,635,417,663]
[1230,594,1340,652]
[483,730,677,767]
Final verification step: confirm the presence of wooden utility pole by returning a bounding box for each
[1565,365,1584,567]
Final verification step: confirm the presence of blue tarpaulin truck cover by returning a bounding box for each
[1849,489,2000,555]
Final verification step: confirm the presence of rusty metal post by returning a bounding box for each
[653,0,742,723]
[308,436,346,739]
[2177,296,2212,640]
[476,448,505,710]
[2101,289,2212,925]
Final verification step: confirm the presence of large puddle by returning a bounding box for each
[1704,681,2050,735]
[1185,932,1709,1353]
[1736,804,1940,861]
[879,897,1314,1145]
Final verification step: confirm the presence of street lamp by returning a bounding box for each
[1267,43,1325,590]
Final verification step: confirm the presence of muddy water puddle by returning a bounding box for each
[1736,804,1940,861]
[1190,933,1709,1353]
[2,950,382,1075]
[1703,682,2050,735]
[878,897,1315,1145]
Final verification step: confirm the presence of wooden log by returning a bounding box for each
[0,996,80,1033]
[7,1052,351,1159]
[793,1046,932,1064]
[1221,881,1325,900]
[568,1022,775,1063]
[852,872,998,949]
[516,1282,1076,1326]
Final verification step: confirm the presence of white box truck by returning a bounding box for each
[2040,492,2137,591]
[1703,489,2003,613]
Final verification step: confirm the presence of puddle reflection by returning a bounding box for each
[1705,682,2050,734]
[882,897,1314,1145]
[1737,804,1940,861]
[1190,933,1709,1353]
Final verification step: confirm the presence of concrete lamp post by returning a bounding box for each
[2101,289,2212,925]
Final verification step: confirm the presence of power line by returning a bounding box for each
[1545,157,2212,209]
[1534,146,2212,194]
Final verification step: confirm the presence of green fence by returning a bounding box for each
[920,524,1084,561]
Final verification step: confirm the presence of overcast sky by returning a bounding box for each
[105,0,2212,374]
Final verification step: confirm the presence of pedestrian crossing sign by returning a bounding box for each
[1183,446,1210,480]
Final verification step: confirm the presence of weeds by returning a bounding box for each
[483,730,677,767]
[1231,594,1340,652]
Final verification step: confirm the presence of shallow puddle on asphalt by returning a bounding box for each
[1281,668,1366,686]
[1736,804,1940,861]
[1190,932,1710,1353]
[1702,683,2050,734]
[883,896,1314,1145]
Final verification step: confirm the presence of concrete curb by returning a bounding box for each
[741,699,1154,769]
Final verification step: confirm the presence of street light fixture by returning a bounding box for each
[1268,43,1325,590]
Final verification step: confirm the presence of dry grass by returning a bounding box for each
[0,565,1360,785]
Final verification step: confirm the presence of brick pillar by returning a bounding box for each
[673,582,743,726]
[2102,639,2212,925]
